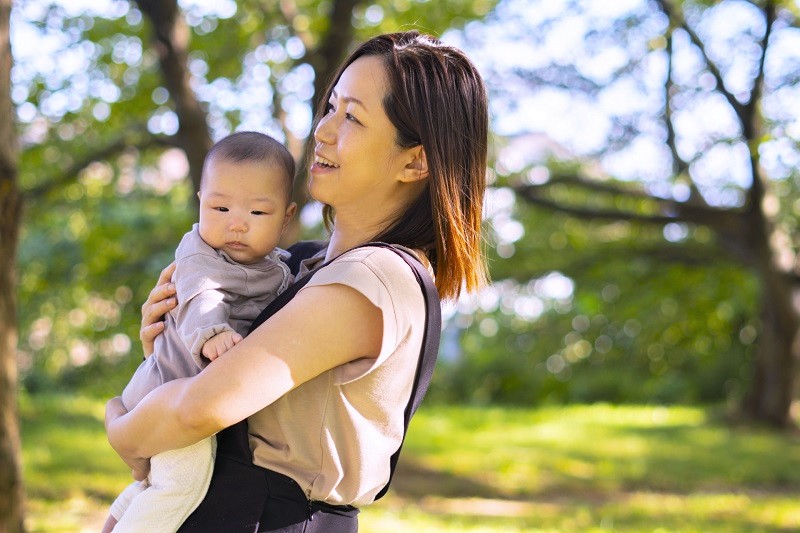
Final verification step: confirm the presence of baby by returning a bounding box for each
[104,131,297,532]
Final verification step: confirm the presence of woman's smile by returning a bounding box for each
[314,153,340,169]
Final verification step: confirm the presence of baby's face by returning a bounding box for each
[197,159,295,264]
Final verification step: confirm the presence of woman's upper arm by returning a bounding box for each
[180,282,383,431]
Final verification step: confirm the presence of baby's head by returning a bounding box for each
[197,131,297,264]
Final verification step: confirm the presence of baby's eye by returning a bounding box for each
[214,207,229,212]
[251,210,267,216]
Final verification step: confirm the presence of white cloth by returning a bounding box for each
[111,437,216,533]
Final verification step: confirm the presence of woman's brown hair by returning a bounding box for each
[313,31,489,300]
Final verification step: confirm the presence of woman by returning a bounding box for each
[106,30,488,531]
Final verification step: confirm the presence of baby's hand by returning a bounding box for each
[202,330,243,361]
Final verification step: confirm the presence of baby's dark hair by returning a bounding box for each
[203,131,295,201]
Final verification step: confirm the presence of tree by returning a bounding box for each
[0,0,25,528]
[471,0,800,426]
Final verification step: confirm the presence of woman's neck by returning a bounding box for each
[325,217,384,261]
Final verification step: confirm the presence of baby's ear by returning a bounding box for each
[399,146,429,183]
[283,202,298,228]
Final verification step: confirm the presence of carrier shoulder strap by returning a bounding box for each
[247,240,327,334]
[284,240,328,276]
[367,243,440,500]
[242,240,440,499]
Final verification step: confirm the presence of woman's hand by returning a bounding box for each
[105,397,151,481]
[140,262,177,358]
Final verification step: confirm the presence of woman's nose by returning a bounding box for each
[314,112,335,144]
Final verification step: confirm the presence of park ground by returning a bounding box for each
[20,394,800,532]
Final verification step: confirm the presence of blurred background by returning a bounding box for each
[2,0,800,531]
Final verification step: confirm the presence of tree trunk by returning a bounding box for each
[715,194,799,427]
[135,0,212,198]
[0,0,26,529]
[742,241,799,427]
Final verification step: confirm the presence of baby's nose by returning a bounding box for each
[229,218,247,232]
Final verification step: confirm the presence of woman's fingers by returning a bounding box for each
[140,320,166,357]
[130,457,151,482]
[140,262,177,357]
[157,262,177,286]
[141,265,177,316]
[141,290,177,323]
[140,296,175,357]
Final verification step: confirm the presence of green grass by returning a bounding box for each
[19,394,131,532]
[19,396,800,532]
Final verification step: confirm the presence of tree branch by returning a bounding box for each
[663,31,707,206]
[744,0,774,134]
[514,185,676,224]
[135,0,212,196]
[23,130,179,200]
[518,174,653,199]
[498,239,736,284]
[744,0,775,212]
[513,181,745,234]
[654,0,747,123]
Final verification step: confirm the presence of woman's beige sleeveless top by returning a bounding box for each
[247,246,428,506]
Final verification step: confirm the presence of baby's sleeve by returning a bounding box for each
[172,255,239,368]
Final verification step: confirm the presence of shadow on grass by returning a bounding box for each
[388,458,800,532]
[608,422,800,492]
[391,459,513,500]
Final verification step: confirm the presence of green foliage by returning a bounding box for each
[429,192,758,407]
[17,172,195,395]
[436,0,800,422]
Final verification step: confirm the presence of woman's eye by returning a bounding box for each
[345,113,359,123]
[325,102,335,114]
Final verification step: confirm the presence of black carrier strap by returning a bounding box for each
[241,240,440,497]
[283,240,328,277]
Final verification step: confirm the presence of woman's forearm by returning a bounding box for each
[106,377,218,459]
[109,282,382,460]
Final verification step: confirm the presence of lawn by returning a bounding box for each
[19,394,800,532]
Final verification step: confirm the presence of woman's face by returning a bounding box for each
[310,55,416,222]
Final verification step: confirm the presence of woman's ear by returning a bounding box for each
[399,146,429,183]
